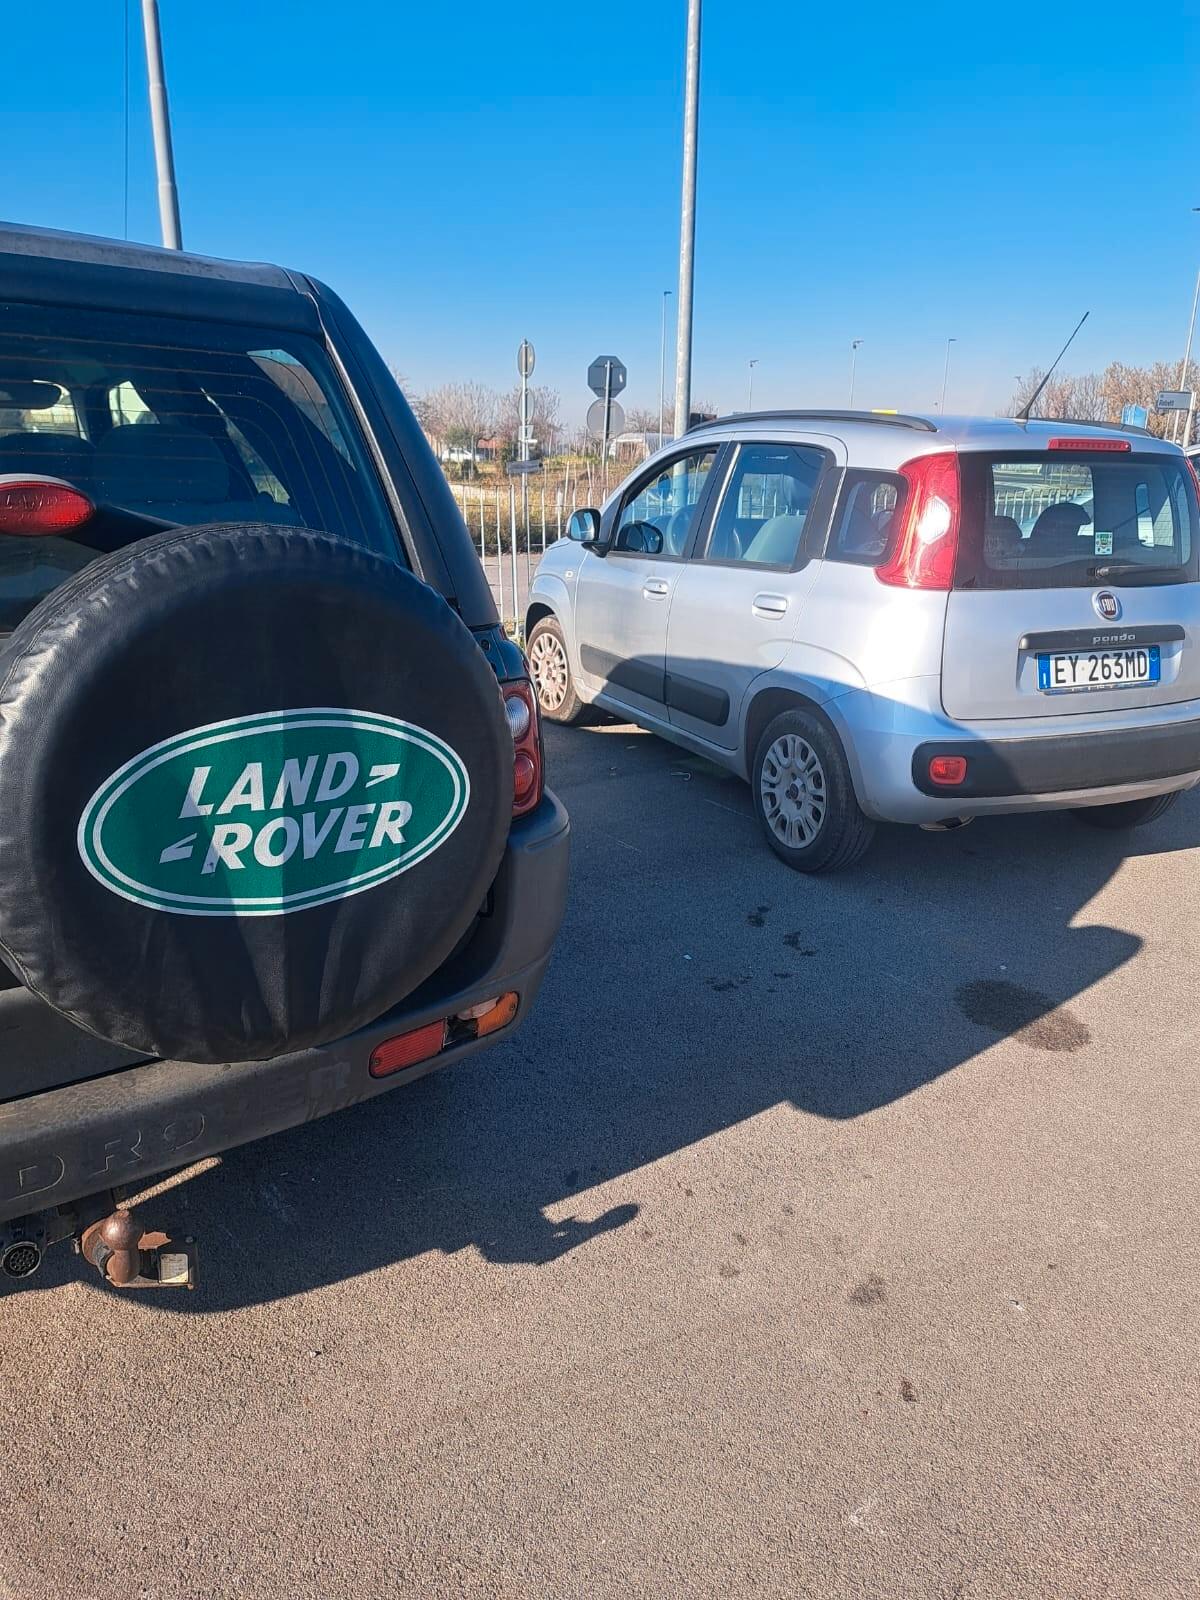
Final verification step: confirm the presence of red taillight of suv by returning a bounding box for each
[875,451,961,590]
[503,678,543,817]
[0,478,94,537]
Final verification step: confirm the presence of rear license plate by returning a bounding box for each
[1037,645,1161,693]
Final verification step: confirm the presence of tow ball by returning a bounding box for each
[78,1207,197,1290]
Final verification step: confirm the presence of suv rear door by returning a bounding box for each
[942,444,1200,720]
[664,436,841,749]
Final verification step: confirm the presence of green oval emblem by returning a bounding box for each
[78,708,470,917]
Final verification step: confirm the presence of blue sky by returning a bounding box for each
[2,1,1198,424]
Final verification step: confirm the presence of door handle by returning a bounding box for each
[643,580,670,598]
[752,592,789,617]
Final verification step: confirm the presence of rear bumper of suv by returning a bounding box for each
[0,790,570,1230]
[912,717,1200,798]
[831,679,1200,822]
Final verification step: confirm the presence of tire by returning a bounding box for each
[0,523,512,1063]
[1071,790,1181,830]
[751,709,875,873]
[527,617,585,725]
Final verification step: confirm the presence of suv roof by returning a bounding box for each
[682,409,1174,460]
[0,219,294,289]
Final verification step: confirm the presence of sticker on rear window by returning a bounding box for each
[77,709,469,917]
[1094,530,1113,556]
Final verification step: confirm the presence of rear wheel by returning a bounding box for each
[752,709,875,873]
[527,618,585,725]
[1071,791,1181,830]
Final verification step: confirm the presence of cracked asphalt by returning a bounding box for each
[2,719,1198,1599]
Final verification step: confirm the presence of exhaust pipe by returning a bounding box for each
[920,816,974,833]
[1,1239,42,1280]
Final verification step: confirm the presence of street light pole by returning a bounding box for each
[673,0,702,437]
[1172,217,1199,445]
[747,359,758,410]
[849,339,863,407]
[659,289,672,444]
[939,336,957,413]
[1174,267,1199,444]
[140,0,182,250]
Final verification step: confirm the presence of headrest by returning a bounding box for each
[0,431,95,485]
[93,425,228,507]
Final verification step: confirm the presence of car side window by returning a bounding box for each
[613,446,718,557]
[826,470,906,565]
[702,444,826,567]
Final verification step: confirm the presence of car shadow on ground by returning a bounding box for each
[37,721,1198,1312]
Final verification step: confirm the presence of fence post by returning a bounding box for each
[540,480,547,553]
[509,483,520,633]
[494,489,503,621]
[477,489,485,564]
[556,487,563,541]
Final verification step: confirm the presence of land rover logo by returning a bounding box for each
[1093,590,1121,621]
[77,709,470,917]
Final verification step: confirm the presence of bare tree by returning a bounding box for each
[500,385,561,453]
[1011,359,1199,437]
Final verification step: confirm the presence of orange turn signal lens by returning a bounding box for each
[470,991,519,1038]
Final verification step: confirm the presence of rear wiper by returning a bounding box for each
[1088,562,1176,579]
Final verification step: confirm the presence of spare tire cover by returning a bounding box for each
[0,524,513,1062]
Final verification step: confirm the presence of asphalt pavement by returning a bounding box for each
[3,720,1199,1599]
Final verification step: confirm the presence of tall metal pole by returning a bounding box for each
[849,339,863,406]
[939,336,956,413]
[747,359,758,410]
[601,360,613,500]
[141,0,182,250]
[1171,265,1199,444]
[659,288,672,444]
[673,0,702,438]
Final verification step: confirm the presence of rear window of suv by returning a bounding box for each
[0,309,402,632]
[956,450,1199,590]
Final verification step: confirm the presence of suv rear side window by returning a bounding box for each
[827,469,906,565]
[0,314,401,631]
[957,451,1198,590]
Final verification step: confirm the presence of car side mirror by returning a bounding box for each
[567,508,601,543]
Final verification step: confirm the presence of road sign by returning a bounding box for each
[518,340,536,379]
[1156,389,1192,412]
[587,397,625,440]
[506,458,543,476]
[587,357,627,398]
[1121,403,1149,428]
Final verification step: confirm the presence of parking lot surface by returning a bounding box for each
[3,720,1198,1600]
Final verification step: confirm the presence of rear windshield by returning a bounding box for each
[957,450,1199,590]
[0,309,401,632]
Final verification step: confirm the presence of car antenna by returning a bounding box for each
[1017,311,1089,421]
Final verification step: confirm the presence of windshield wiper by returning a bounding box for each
[1088,561,1177,579]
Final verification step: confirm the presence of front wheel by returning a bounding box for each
[1071,791,1181,830]
[752,709,875,873]
[527,617,585,725]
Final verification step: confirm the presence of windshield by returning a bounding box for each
[0,310,402,632]
[956,451,1199,590]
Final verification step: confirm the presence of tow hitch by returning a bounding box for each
[78,1207,197,1290]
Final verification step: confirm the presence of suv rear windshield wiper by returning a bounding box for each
[1088,561,1179,579]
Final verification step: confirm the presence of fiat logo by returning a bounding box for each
[1093,590,1121,621]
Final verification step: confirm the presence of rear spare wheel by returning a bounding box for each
[0,524,512,1062]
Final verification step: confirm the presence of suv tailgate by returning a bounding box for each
[943,446,1200,721]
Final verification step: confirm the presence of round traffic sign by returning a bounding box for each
[518,340,536,378]
[586,398,625,440]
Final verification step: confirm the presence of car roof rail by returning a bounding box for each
[686,409,938,435]
[1017,414,1154,438]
